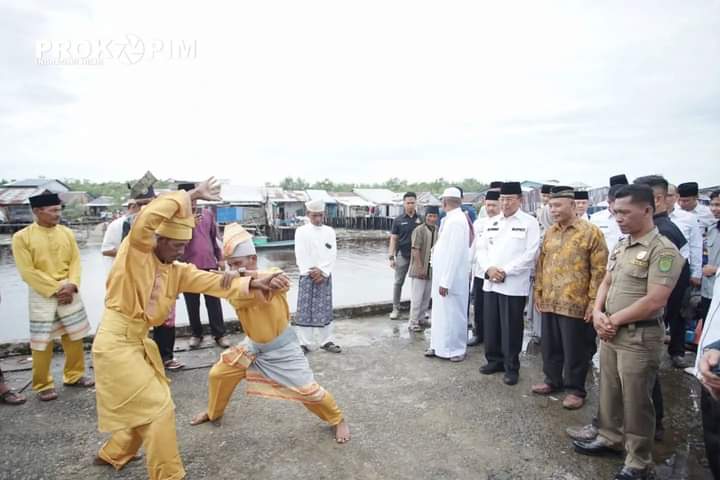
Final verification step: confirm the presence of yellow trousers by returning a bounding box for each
[31,334,85,392]
[207,359,344,426]
[98,404,185,480]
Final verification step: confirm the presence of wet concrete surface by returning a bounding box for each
[0,315,714,480]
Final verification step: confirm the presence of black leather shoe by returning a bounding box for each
[503,372,519,385]
[573,438,623,457]
[614,466,655,480]
[479,363,504,375]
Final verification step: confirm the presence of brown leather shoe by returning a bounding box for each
[563,394,585,410]
[215,336,231,348]
[531,383,556,395]
[188,336,203,349]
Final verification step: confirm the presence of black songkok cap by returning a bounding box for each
[677,182,699,197]
[574,190,589,200]
[609,174,629,187]
[500,182,522,195]
[541,184,553,194]
[29,193,62,209]
[550,186,574,199]
[425,205,440,215]
[485,190,500,201]
[177,182,195,192]
[489,181,504,189]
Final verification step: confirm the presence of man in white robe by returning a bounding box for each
[294,199,340,353]
[425,187,471,362]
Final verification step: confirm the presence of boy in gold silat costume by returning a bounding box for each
[190,223,351,444]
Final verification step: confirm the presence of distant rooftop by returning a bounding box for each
[3,178,71,190]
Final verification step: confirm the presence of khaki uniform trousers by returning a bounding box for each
[597,322,663,470]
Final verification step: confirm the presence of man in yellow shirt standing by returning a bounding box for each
[190,223,351,444]
[92,179,284,480]
[12,192,94,402]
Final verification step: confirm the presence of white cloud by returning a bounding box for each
[1,0,719,187]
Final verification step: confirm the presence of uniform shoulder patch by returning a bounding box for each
[658,255,674,273]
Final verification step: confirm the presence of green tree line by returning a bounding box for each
[270,177,489,195]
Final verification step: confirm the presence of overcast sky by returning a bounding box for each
[1,0,719,187]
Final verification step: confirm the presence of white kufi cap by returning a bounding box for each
[440,187,462,199]
[305,199,325,213]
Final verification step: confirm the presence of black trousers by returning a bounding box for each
[541,313,597,397]
[702,387,720,479]
[472,278,485,342]
[484,291,526,374]
[699,296,713,324]
[666,261,690,357]
[152,324,176,362]
[184,292,225,338]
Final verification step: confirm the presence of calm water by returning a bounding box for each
[0,241,408,343]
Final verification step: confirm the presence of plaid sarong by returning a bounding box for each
[28,288,91,351]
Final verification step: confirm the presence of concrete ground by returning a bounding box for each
[0,315,713,480]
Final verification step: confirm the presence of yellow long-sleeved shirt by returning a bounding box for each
[94,191,267,432]
[229,269,290,344]
[12,223,81,297]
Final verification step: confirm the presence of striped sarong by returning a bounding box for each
[220,327,326,404]
[29,288,91,351]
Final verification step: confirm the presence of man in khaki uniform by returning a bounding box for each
[573,184,682,480]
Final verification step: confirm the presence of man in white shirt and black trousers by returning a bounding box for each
[476,181,541,385]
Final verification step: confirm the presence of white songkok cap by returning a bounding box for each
[305,199,325,213]
[440,187,462,199]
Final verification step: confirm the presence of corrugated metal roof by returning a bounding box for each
[306,190,337,204]
[417,191,440,205]
[3,178,71,190]
[353,188,401,205]
[0,187,47,204]
[265,188,309,203]
[330,192,375,207]
[87,195,115,206]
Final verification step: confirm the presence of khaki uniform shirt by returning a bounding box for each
[605,227,683,318]
[409,223,437,278]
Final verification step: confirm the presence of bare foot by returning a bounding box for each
[190,412,222,426]
[334,419,351,444]
[190,412,210,425]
